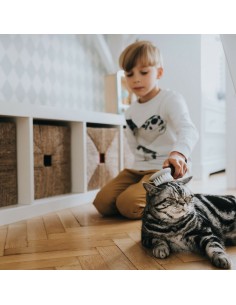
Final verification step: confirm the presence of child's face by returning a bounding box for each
[124,63,162,102]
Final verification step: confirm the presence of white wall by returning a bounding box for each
[225,67,236,188]
[221,35,236,188]
[200,36,226,178]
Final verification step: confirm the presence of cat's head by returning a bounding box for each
[143,176,194,221]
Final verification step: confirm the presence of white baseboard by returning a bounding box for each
[0,190,99,226]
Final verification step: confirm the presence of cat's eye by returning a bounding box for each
[158,202,171,209]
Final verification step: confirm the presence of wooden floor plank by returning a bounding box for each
[47,221,141,241]
[56,264,82,270]
[4,238,115,256]
[0,256,80,270]
[57,209,81,230]
[71,204,118,226]
[163,260,219,270]
[128,231,141,243]
[0,248,98,265]
[71,203,141,227]
[175,251,207,263]
[5,222,27,249]
[222,246,236,254]
[43,214,65,235]
[0,227,8,256]
[97,245,136,270]
[48,230,129,241]
[79,254,110,270]
[27,217,48,241]
[114,238,164,270]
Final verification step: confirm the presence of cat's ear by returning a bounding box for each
[143,182,158,194]
[178,176,193,185]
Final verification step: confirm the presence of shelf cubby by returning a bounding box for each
[0,104,125,225]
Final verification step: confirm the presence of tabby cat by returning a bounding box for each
[142,176,236,269]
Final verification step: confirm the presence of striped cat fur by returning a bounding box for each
[142,176,236,269]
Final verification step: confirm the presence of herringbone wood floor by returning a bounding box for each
[1,172,236,270]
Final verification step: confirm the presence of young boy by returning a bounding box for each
[93,40,199,219]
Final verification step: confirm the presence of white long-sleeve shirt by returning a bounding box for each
[124,89,199,170]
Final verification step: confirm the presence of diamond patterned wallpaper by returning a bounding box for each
[0,35,106,111]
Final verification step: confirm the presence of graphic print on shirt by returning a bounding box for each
[141,115,166,134]
[137,145,157,160]
[126,119,138,135]
[126,115,167,161]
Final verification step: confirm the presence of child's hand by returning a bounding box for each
[162,151,187,179]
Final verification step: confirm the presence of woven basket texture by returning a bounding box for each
[34,124,71,199]
[0,122,17,207]
[87,127,119,190]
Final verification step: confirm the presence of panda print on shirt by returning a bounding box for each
[126,115,167,161]
[141,115,166,133]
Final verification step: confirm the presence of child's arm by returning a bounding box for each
[163,93,199,178]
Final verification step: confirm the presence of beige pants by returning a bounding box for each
[93,168,158,220]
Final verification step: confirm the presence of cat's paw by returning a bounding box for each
[212,253,231,269]
[153,245,170,259]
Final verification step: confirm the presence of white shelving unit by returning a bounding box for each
[0,102,125,225]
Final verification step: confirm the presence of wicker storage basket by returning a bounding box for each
[0,121,17,207]
[34,123,71,199]
[87,127,119,190]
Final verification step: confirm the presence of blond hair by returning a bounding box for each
[119,40,163,72]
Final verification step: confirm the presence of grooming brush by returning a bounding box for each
[149,167,174,186]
